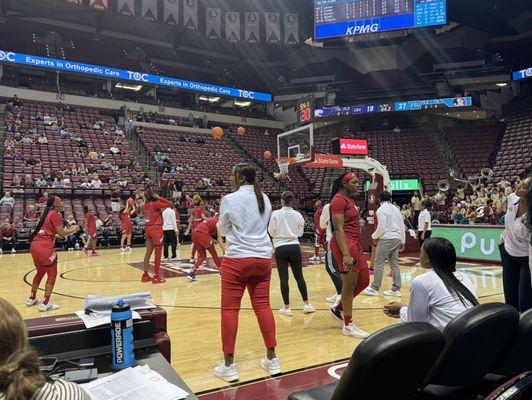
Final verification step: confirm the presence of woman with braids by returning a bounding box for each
[328,172,370,339]
[141,188,173,284]
[384,238,478,330]
[26,196,80,312]
[0,298,89,399]
[213,163,279,382]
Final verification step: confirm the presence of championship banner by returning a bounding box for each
[142,0,157,21]
[117,0,134,16]
[245,12,260,44]
[265,12,281,44]
[206,8,221,40]
[304,154,343,169]
[183,0,198,31]
[225,11,241,43]
[163,0,179,25]
[284,13,299,45]
[90,0,108,11]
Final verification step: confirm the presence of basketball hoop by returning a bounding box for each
[274,157,294,180]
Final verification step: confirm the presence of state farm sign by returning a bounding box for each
[339,139,368,155]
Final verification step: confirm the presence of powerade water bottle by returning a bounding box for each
[111,300,136,370]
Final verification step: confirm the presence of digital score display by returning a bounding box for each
[314,0,447,40]
[297,98,314,125]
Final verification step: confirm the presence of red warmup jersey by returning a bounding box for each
[85,213,97,235]
[33,210,62,243]
[196,217,219,236]
[314,208,325,234]
[330,193,361,241]
[144,198,173,227]
[191,206,205,228]
[120,210,132,230]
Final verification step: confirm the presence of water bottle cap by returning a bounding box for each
[112,300,130,312]
[117,300,125,307]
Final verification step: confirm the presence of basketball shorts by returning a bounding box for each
[145,226,164,246]
[30,241,58,269]
[330,237,368,274]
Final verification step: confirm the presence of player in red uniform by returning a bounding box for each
[329,172,370,339]
[82,206,98,256]
[187,217,224,281]
[26,196,80,312]
[185,195,207,263]
[142,188,173,284]
[311,200,326,262]
[120,200,135,253]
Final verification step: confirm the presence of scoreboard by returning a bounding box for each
[314,0,447,40]
[297,98,314,125]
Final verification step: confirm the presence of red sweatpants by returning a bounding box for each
[221,257,277,354]
[192,232,221,272]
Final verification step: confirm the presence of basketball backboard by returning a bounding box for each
[277,124,314,164]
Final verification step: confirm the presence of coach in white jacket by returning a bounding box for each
[363,191,405,298]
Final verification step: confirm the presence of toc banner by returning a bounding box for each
[284,13,299,45]
[183,0,198,30]
[245,12,260,44]
[266,12,281,44]
[90,0,108,10]
[142,0,157,22]
[226,11,241,43]
[432,226,503,262]
[117,0,134,16]
[206,8,221,39]
[163,0,179,25]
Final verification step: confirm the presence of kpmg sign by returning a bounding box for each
[513,67,532,81]
[0,50,272,102]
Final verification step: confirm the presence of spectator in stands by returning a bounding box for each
[411,191,422,228]
[0,220,16,254]
[4,138,14,151]
[483,200,495,224]
[80,178,91,189]
[60,128,72,141]
[35,177,48,188]
[216,178,225,187]
[78,166,88,176]
[195,179,207,191]
[22,134,34,144]
[36,111,44,121]
[43,114,51,126]
[465,206,477,225]
[64,215,78,251]
[94,214,103,230]
[36,192,48,212]
[103,211,115,227]
[172,179,183,202]
[0,192,15,209]
[37,133,48,144]
[23,205,40,228]
[401,204,412,222]
[90,175,103,189]
[88,150,98,160]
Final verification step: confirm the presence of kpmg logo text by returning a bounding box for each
[346,23,380,35]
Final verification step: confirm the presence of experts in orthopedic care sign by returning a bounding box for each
[339,139,368,155]
[0,50,272,102]
[432,226,504,262]
[513,67,532,81]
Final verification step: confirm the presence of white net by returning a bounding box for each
[275,158,292,181]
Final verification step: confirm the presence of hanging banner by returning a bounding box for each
[206,8,221,39]
[117,0,134,16]
[183,0,198,30]
[266,12,281,44]
[284,13,299,45]
[142,0,157,21]
[304,154,344,169]
[245,12,260,44]
[163,0,179,25]
[225,11,241,43]
[90,0,108,10]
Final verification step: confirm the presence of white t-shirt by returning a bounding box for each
[372,202,406,243]
[319,203,333,243]
[400,269,477,331]
[268,207,304,248]
[418,209,432,232]
[162,208,178,231]
[217,185,272,259]
[503,193,529,257]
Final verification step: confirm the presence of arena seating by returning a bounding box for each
[492,108,532,181]
[443,124,501,178]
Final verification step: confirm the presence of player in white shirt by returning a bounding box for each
[417,200,432,246]
[268,191,315,316]
[162,205,179,261]
[384,237,478,331]
[319,203,343,304]
[363,191,406,298]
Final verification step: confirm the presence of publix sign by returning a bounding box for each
[432,226,504,261]
[364,179,420,192]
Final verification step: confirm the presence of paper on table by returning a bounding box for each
[81,365,190,400]
[75,310,141,329]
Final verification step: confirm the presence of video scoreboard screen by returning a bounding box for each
[297,98,314,125]
[314,0,447,40]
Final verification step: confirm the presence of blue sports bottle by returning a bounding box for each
[111,300,136,369]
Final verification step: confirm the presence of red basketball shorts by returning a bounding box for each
[330,237,368,274]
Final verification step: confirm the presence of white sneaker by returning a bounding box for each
[11,249,16,254]
[303,304,316,314]
[278,307,292,316]
[342,322,370,339]
[126,247,132,252]
[39,302,60,312]
[325,294,341,304]
[163,257,172,262]
[171,257,178,261]
[362,287,379,297]
[309,256,320,262]
[120,248,126,253]
[383,289,402,298]
[26,298,39,307]
[189,258,195,263]
[260,357,281,375]
[213,362,239,382]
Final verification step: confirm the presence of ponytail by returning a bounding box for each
[234,163,265,215]
[423,238,479,307]
[30,196,56,241]
[0,350,45,400]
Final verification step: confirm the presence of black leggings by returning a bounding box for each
[325,247,343,295]
[500,244,532,313]
[275,244,308,305]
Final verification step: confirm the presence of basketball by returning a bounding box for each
[237,127,246,136]
[264,150,272,160]
[212,127,223,139]
[127,198,135,207]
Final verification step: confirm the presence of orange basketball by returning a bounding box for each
[237,127,246,136]
[212,127,224,139]
[127,198,135,206]
[264,150,272,160]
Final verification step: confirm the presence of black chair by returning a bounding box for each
[104,226,119,246]
[419,303,520,400]
[288,322,444,400]
[16,228,31,249]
